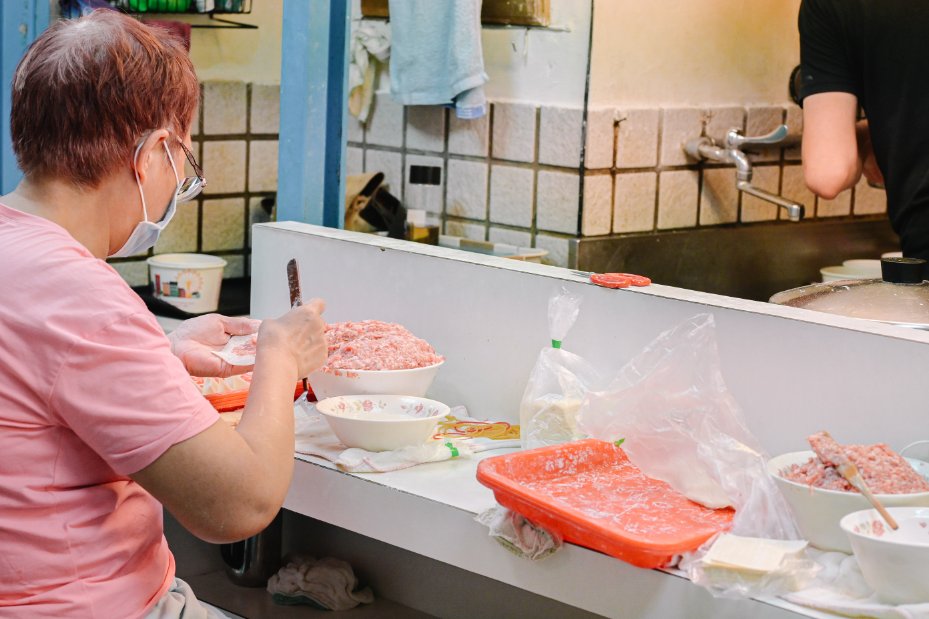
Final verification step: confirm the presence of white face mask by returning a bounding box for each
[109,141,182,258]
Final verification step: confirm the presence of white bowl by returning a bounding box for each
[315,394,450,452]
[308,361,443,400]
[841,507,929,604]
[820,263,881,282]
[767,451,929,552]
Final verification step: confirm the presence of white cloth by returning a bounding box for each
[349,21,391,123]
[782,550,929,618]
[267,557,374,612]
[475,505,562,561]
[386,0,489,119]
[145,578,228,619]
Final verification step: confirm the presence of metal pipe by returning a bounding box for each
[737,180,805,222]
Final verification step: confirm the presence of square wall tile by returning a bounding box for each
[784,104,803,161]
[203,141,246,194]
[155,202,198,254]
[534,233,572,268]
[781,165,817,221]
[449,113,489,157]
[537,170,580,234]
[248,196,273,247]
[203,81,247,136]
[492,101,537,163]
[740,166,780,222]
[854,177,887,215]
[202,198,246,251]
[110,260,149,287]
[616,108,660,169]
[490,165,534,227]
[346,146,364,176]
[446,159,488,220]
[582,174,612,236]
[406,106,446,153]
[222,254,245,278]
[364,149,403,197]
[190,96,201,136]
[366,93,404,147]
[444,219,486,240]
[660,108,705,166]
[657,169,699,229]
[817,189,852,218]
[539,106,583,168]
[704,106,745,144]
[404,154,445,214]
[745,106,785,163]
[248,140,278,193]
[347,112,365,144]
[489,227,532,247]
[700,167,738,226]
[585,107,615,169]
[250,84,280,134]
[614,172,656,233]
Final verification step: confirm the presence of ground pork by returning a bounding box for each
[322,320,443,371]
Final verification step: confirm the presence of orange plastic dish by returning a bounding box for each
[476,439,734,568]
[204,381,310,413]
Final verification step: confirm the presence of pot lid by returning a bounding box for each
[770,257,929,328]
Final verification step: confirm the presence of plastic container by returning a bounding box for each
[476,439,734,568]
[147,253,227,315]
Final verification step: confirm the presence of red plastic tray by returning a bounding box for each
[476,439,734,568]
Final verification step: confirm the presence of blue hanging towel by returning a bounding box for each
[387,0,489,119]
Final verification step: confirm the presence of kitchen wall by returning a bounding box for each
[583,0,886,246]
[109,80,279,286]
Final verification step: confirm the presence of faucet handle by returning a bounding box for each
[726,124,788,150]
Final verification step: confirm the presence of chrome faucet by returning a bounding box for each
[683,124,805,222]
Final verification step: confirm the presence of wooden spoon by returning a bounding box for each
[810,431,899,530]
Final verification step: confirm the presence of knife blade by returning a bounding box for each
[286,258,310,396]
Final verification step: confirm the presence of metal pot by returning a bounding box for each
[770,258,929,330]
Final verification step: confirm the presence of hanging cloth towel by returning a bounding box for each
[387,0,489,119]
[349,21,391,123]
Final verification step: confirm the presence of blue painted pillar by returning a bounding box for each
[1,0,49,194]
[278,0,351,227]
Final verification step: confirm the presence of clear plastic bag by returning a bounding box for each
[577,313,804,597]
[518,289,604,449]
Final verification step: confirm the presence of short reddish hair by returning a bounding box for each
[10,10,199,188]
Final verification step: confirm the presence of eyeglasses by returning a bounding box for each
[175,139,206,202]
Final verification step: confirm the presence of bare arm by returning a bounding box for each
[801,91,862,199]
[131,300,327,543]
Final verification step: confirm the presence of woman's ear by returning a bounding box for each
[133,129,171,185]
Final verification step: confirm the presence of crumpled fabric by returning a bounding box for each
[475,505,562,561]
[267,556,374,612]
[782,550,929,619]
[349,21,391,123]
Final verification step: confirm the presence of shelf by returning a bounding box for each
[185,570,433,619]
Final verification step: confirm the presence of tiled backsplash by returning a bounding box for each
[108,80,279,287]
[110,82,889,284]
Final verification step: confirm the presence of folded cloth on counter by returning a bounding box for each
[293,400,519,473]
[386,0,489,119]
[782,550,929,619]
[267,556,374,612]
[349,21,391,123]
[475,505,562,561]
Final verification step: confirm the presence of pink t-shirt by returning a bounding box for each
[0,203,220,618]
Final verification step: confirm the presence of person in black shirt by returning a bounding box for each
[798,0,929,260]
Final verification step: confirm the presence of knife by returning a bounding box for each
[286,258,310,396]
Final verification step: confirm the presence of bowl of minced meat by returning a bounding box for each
[767,437,929,553]
[308,320,444,400]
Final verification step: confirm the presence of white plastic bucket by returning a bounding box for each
[146,253,227,314]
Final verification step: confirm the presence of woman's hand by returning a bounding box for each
[169,314,261,378]
[256,299,327,379]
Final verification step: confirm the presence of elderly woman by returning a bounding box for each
[0,10,327,618]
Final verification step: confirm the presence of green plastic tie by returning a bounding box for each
[551,339,562,349]
[445,442,460,458]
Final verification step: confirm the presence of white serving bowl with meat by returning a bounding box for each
[309,320,444,400]
[315,395,450,452]
[840,507,929,604]
[768,450,929,552]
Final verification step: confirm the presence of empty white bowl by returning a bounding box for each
[767,451,929,552]
[315,394,450,452]
[308,361,443,400]
[820,261,882,282]
[841,507,929,604]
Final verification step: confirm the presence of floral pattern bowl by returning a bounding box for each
[840,507,929,604]
[308,361,444,400]
[315,394,450,452]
